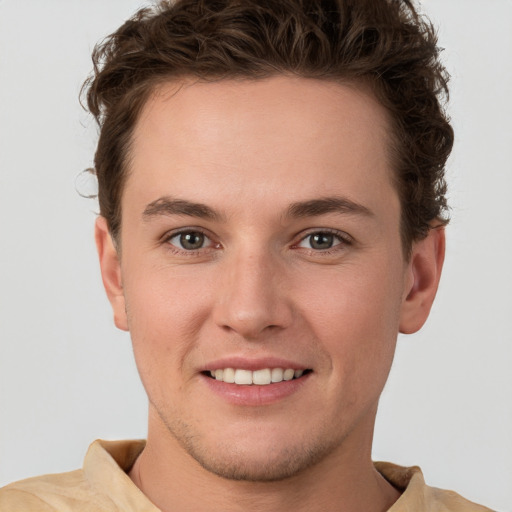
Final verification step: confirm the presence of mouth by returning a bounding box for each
[203,368,313,385]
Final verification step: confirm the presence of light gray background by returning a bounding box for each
[1,1,511,510]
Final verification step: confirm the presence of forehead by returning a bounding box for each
[125,76,395,217]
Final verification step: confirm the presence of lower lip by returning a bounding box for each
[201,373,311,406]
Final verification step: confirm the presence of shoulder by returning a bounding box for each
[0,469,108,512]
[428,487,496,512]
[0,439,150,512]
[375,461,496,512]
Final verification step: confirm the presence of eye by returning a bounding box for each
[297,231,344,250]
[168,231,211,250]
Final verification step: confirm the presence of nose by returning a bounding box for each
[212,247,293,340]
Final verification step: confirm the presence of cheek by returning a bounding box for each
[299,260,403,381]
[301,258,403,332]
[122,267,214,384]
[124,261,212,328]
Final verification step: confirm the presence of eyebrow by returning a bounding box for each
[142,197,222,221]
[286,196,374,219]
[142,195,373,222]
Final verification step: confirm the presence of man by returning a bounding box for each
[0,0,495,510]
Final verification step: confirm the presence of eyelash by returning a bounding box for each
[162,228,353,256]
[163,228,219,256]
[293,228,353,256]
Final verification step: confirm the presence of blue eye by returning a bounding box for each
[168,231,210,250]
[298,232,342,250]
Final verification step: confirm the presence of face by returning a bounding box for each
[97,76,442,482]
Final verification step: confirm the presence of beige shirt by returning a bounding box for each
[0,439,494,511]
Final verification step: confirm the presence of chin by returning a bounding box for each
[191,444,334,482]
[166,415,339,482]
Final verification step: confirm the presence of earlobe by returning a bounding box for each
[95,216,129,331]
[399,227,445,334]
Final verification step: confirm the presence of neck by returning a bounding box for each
[129,411,400,512]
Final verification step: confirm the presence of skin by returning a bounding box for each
[96,76,445,512]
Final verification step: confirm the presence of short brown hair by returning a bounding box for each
[84,0,453,253]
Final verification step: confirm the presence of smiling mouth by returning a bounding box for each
[203,368,312,385]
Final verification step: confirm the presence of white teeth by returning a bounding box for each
[253,369,272,385]
[283,369,295,381]
[223,367,235,383]
[234,369,253,385]
[271,368,284,382]
[207,367,307,385]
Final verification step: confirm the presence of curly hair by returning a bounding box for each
[84,0,453,254]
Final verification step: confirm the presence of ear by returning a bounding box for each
[399,227,445,334]
[95,216,129,331]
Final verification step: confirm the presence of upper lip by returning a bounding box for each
[199,357,310,372]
